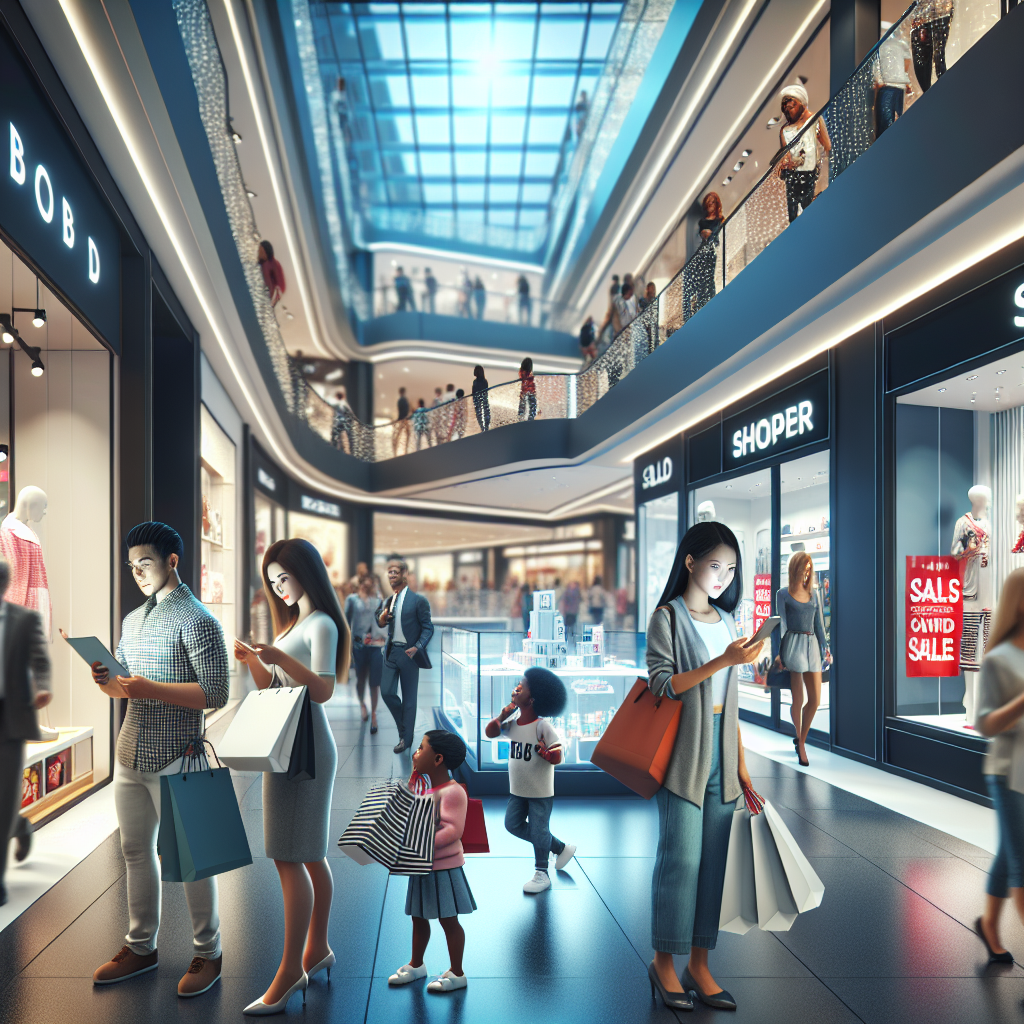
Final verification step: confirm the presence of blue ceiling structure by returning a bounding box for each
[308,2,623,255]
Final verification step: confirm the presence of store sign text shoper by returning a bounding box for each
[9,123,101,286]
[731,401,814,459]
[905,556,963,676]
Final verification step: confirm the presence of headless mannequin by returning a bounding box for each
[951,485,992,724]
[1013,496,1024,554]
[0,486,51,638]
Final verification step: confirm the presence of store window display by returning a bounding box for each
[252,492,286,645]
[895,354,1024,735]
[0,486,52,639]
[690,468,772,719]
[200,407,236,671]
[637,492,678,627]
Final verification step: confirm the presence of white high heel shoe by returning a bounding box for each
[242,972,308,1016]
[305,950,335,984]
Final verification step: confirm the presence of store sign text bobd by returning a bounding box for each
[905,556,963,676]
[641,456,673,491]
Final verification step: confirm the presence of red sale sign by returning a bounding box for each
[752,573,773,686]
[905,556,963,676]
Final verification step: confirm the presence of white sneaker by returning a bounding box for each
[388,963,428,986]
[427,970,468,993]
[523,870,551,894]
[554,843,577,870]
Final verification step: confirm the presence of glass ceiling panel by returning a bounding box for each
[308,0,624,252]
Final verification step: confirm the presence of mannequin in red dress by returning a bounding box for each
[0,487,51,640]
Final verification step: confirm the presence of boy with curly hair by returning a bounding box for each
[484,667,576,893]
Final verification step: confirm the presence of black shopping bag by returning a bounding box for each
[286,688,317,781]
[159,743,253,882]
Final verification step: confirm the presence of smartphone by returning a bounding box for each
[234,638,260,655]
[744,616,781,647]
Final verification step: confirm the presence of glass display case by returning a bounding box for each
[437,624,647,774]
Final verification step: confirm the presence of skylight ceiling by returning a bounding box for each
[309,2,623,253]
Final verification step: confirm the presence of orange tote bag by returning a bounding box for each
[591,606,681,799]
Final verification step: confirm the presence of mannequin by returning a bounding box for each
[951,484,992,723]
[1012,495,1024,554]
[696,500,716,523]
[0,486,52,639]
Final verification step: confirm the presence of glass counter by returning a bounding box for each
[438,626,647,772]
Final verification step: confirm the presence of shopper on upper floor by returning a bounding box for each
[429,387,446,445]
[412,398,431,450]
[645,522,764,1012]
[471,366,490,433]
[776,83,830,224]
[518,358,537,421]
[974,567,1024,966]
[423,268,438,314]
[394,267,415,312]
[473,277,486,320]
[579,317,597,362]
[258,241,286,307]
[393,387,411,456]
[0,556,51,906]
[449,389,467,442]
[330,389,354,455]
[684,192,724,323]
[612,280,640,335]
[517,275,531,324]
[873,21,913,137]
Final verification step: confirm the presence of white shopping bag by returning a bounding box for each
[762,801,825,913]
[719,805,758,935]
[217,686,306,772]
[750,808,798,932]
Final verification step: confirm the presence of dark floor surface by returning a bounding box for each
[0,680,1019,1024]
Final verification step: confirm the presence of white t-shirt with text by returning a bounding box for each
[501,716,562,798]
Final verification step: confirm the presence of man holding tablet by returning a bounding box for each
[89,522,229,998]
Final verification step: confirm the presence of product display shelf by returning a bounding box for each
[21,725,93,824]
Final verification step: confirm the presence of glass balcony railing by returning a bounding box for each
[176,0,1007,465]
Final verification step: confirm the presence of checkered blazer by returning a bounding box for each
[115,584,229,772]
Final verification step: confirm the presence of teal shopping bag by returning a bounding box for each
[159,763,252,882]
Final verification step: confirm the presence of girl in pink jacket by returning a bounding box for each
[389,730,476,993]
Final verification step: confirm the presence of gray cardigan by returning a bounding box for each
[646,596,741,807]
[976,640,1024,777]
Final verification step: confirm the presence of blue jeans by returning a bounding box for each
[651,714,737,953]
[505,796,565,870]
[874,85,904,138]
[986,774,1024,898]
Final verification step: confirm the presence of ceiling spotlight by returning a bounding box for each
[966,374,979,380]
[231,129,243,144]
[937,387,946,392]
[245,187,257,198]
[741,149,752,157]
[31,309,45,328]
[798,75,809,85]
[733,160,744,172]
[0,444,7,462]
[766,116,781,127]
[722,176,732,185]
[30,357,44,377]
[0,315,13,344]
[996,369,1006,375]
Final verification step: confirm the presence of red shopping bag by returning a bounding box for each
[409,774,489,853]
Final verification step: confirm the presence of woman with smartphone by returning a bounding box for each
[645,521,764,1012]
[233,538,351,1015]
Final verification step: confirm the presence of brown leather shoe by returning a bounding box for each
[93,946,158,985]
[178,955,222,997]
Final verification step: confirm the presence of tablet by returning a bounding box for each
[745,616,781,647]
[60,632,130,680]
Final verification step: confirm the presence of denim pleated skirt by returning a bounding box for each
[405,867,477,919]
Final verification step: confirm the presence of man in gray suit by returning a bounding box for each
[0,556,52,904]
[377,557,433,753]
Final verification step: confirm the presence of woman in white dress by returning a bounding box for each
[233,538,351,1015]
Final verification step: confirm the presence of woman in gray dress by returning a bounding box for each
[776,551,827,767]
[233,538,351,1015]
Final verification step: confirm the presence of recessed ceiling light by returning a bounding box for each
[966,374,979,380]
[741,149,752,158]
[722,176,732,185]
[245,187,256,198]
[733,160,744,172]
[996,369,1006,375]
[938,387,946,392]
[724,484,732,490]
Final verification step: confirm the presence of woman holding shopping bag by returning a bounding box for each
[974,567,1024,965]
[646,522,764,1012]
[233,538,351,1015]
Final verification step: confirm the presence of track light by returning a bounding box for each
[0,445,7,462]
[0,315,13,344]
[32,309,45,328]
[30,358,44,377]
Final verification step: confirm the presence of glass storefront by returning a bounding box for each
[288,510,349,598]
[637,492,678,627]
[691,467,773,718]
[200,406,236,672]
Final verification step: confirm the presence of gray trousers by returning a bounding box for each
[114,759,221,957]
[0,735,29,890]
[505,795,565,870]
[380,642,419,743]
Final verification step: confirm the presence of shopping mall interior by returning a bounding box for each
[0,0,1022,1021]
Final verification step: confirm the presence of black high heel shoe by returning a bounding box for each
[682,966,737,1010]
[647,962,694,1011]
[975,917,1014,964]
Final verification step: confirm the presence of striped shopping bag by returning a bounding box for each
[337,780,434,875]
